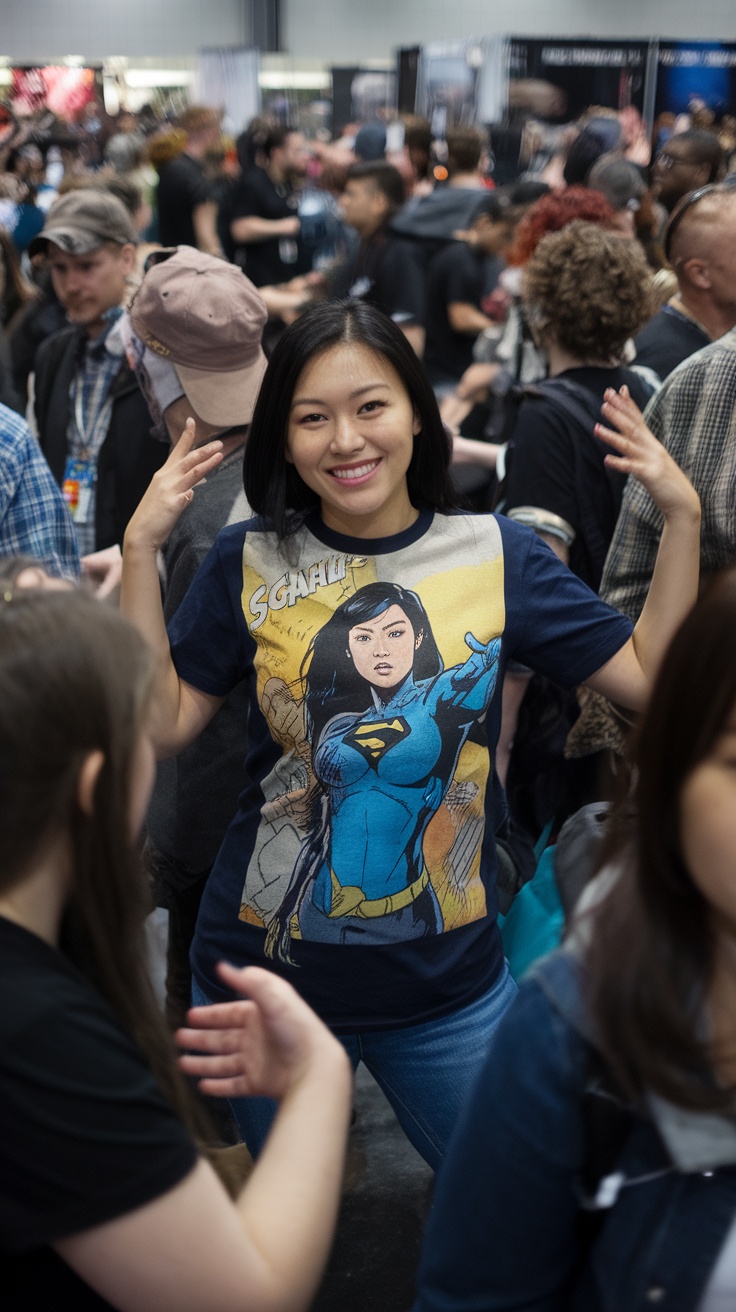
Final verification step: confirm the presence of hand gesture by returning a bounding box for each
[465,633,502,672]
[596,386,700,523]
[176,964,346,1101]
[124,419,224,553]
[81,544,123,599]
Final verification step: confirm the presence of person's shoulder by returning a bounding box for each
[238,165,271,197]
[0,918,113,1042]
[34,323,79,370]
[429,239,476,276]
[0,400,31,447]
[634,306,668,344]
[660,327,736,395]
[160,151,196,178]
[431,238,468,264]
[493,510,536,553]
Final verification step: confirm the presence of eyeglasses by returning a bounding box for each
[656,151,689,171]
[663,183,728,263]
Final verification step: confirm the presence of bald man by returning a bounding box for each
[634,183,736,380]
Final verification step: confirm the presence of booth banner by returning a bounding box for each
[415,40,504,136]
[655,41,736,119]
[10,67,99,120]
[507,38,649,122]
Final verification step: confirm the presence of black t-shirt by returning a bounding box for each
[156,153,213,248]
[423,242,503,385]
[0,916,197,1310]
[221,166,310,286]
[633,304,710,381]
[329,227,426,325]
[503,366,654,591]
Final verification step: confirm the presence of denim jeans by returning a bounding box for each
[191,960,517,1171]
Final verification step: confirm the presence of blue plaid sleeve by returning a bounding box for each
[0,406,81,580]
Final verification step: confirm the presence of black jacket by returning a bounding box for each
[33,326,167,550]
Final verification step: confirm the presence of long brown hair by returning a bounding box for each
[586,567,736,1110]
[0,227,38,332]
[0,589,207,1139]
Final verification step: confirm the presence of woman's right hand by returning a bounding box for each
[596,386,700,525]
[123,419,224,553]
[176,964,349,1102]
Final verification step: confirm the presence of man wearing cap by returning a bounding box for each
[125,247,268,1041]
[31,189,166,562]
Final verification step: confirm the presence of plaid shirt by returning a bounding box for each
[601,328,736,621]
[0,404,80,579]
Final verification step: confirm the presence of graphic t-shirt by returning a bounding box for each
[170,510,632,1032]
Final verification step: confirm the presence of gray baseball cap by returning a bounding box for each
[29,189,137,256]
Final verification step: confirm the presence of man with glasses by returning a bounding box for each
[652,129,724,214]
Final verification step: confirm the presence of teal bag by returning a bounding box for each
[498,843,565,981]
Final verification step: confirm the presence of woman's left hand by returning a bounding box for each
[596,385,700,523]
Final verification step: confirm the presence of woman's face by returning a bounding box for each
[347,604,422,691]
[287,341,421,540]
[680,707,736,937]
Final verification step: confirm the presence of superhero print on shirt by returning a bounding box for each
[237,518,506,959]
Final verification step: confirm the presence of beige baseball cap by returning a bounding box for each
[130,246,268,426]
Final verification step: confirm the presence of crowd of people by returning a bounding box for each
[2,86,736,1311]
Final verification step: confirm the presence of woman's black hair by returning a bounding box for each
[302,581,442,746]
[243,300,454,537]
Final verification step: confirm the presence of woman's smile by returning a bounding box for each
[286,341,421,539]
[328,458,381,484]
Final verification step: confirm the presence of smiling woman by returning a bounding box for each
[120,299,701,1173]
[285,341,422,539]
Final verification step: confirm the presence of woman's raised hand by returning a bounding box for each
[175,964,349,1102]
[124,419,224,553]
[596,386,700,524]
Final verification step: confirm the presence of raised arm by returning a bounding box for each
[583,387,701,709]
[120,419,226,757]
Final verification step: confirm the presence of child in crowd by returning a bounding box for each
[0,587,350,1312]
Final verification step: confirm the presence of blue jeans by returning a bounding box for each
[191,961,516,1171]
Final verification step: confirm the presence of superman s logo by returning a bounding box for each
[346,717,410,767]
